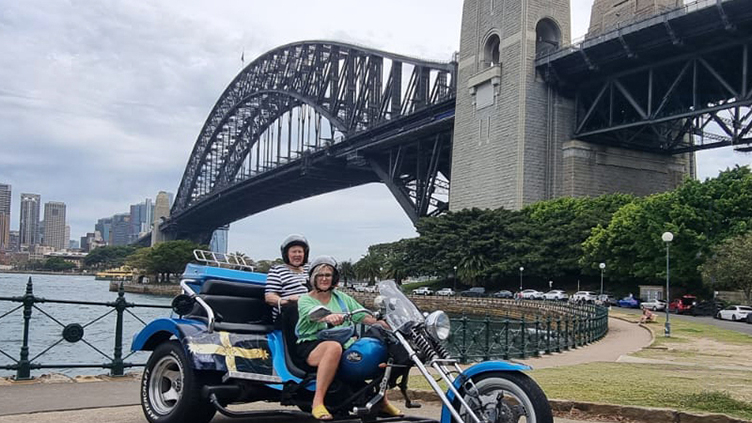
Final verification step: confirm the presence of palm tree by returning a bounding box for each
[458,254,491,287]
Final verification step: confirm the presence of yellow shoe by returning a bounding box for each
[312,404,333,421]
[380,402,403,417]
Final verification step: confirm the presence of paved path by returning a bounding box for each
[0,398,612,423]
[518,317,652,369]
[0,317,651,422]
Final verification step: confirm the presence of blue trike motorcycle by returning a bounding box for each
[131,257,553,423]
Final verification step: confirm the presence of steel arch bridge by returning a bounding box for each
[164,41,456,243]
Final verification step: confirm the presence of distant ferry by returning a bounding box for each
[95,267,135,281]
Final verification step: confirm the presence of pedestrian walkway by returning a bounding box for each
[518,316,652,369]
[0,317,651,423]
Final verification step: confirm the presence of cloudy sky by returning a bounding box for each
[1,0,749,262]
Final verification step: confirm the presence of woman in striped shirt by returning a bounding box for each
[265,234,311,318]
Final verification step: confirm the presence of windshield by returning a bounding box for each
[378,280,425,332]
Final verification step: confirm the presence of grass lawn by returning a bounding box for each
[528,362,752,420]
[409,309,752,420]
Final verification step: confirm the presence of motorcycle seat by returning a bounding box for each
[279,304,316,378]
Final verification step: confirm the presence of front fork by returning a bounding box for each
[393,332,483,423]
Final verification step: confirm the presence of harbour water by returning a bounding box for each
[0,273,172,378]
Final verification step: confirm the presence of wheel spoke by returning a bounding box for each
[162,387,180,403]
[163,369,181,385]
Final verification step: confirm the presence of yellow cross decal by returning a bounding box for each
[188,331,270,372]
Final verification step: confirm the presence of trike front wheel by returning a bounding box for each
[457,371,553,423]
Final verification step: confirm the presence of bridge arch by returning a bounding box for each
[167,40,456,241]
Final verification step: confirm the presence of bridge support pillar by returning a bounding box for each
[450,0,573,211]
[562,140,695,197]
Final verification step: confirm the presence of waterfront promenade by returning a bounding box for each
[0,318,649,423]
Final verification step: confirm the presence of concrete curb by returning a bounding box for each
[389,390,751,423]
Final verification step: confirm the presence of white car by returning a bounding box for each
[641,299,667,311]
[436,288,455,296]
[543,290,568,301]
[519,289,544,300]
[717,305,752,321]
[570,291,598,303]
[412,286,434,296]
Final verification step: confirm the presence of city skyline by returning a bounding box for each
[2,0,752,262]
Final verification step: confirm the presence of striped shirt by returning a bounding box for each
[266,264,310,318]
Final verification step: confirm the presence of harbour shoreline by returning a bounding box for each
[107,280,180,296]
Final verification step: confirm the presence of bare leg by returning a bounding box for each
[306,341,343,410]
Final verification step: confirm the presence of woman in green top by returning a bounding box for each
[296,255,399,421]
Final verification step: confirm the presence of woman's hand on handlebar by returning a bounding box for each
[323,314,345,326]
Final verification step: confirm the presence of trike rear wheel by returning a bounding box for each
[141,341,216,423]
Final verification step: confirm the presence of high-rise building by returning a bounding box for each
[65,225,70,250]
[43,201,67,251]
[0,184,10,251]
[130,199,154,243]
[9,230,19,252]
[210,225,229,254]
[109,213,131,246]
[95,217,112,246]
[151,191,171,245]
[19,193,41,249]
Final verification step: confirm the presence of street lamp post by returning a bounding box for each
[662,231,674,337]
[519,267,524,291]
[453,265,457,291]
[599,263,606,295]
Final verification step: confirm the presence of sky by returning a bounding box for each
[1,0,750,262]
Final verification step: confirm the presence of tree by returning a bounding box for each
[84,246,138,269]
[43,257,75,272]
[125,240,204,283]
[701,232,752,304]
[339,260,356,284]
[581,166,752,292]
[354,253,383,284]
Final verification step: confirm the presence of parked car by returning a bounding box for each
[641,299,666,311]
[491,290,514,299]
[411,286,434,296]
[519,289,544,300]
[693,299,724,316]
[668,295,697,314]
[436,287,455,297]
[747,313,752,324]
[460,287,486,297]
[543,290,568,301]
[617,296,640,308]
[717,305,752,321]
[570,291,598,303]
[596,293,618,306]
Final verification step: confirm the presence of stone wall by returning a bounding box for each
[345,289,594,320]
[450,0,572,212]
[108,281,180,296]
[562,140,693,197]
[588,0,681,37]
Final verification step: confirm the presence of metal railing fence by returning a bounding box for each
[347,290,610,363]
[0,277,171,380]
[446,306,609,362]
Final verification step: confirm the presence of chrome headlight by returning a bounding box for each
[425,310,451,341]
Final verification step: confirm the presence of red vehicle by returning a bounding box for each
[668,295,697,314]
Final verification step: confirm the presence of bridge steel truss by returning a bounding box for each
[169,41,455,240]
[574,38,752,153]
[537,0,752,154]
